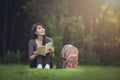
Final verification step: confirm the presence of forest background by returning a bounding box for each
[0,0,120,66]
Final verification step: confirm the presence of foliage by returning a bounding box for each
[53,36,63,64]
[6,49,22,64]
[1,0,120,66]
[22,0,120,66]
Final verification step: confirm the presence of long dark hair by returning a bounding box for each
[31,23,46,45]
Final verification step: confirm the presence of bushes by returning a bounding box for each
[6,49,22,64]
[79,48,100,65]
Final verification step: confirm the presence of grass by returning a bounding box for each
[0,64,120,80]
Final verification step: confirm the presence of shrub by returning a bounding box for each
[6,49,22,64]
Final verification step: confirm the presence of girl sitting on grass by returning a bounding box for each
[28,23,54,69]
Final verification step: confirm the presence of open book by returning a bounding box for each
[37,42,52,56]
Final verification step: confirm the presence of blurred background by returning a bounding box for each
[0,0,120,66]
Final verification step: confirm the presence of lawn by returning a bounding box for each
[0,64,120,80]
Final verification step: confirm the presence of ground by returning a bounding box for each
[0,64,120,80]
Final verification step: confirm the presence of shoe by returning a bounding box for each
[37,64,42,69]
[44,64,50,69]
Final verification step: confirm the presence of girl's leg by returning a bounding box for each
[36,55,44,69]
[44,53,51,69]
[45,53,51,64]
[30,58,37,68]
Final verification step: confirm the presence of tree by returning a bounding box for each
[2,0,9,61]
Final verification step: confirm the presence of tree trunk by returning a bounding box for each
[3,0,8,60]
[9,9,17,51]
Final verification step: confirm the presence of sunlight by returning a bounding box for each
[105,0,119,6]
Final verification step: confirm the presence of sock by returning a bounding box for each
[44,64,50,69]
[37,64,42,69]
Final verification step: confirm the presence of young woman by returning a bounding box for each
[28,23,54,69]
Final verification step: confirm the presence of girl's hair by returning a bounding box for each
[31,23,46,45]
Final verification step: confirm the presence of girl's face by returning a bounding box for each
[35,25,45,36]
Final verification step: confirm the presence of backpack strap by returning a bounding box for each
[60,57,66,61]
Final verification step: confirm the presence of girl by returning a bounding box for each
[29,23,54,69]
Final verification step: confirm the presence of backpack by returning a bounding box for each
[57,44,79,68]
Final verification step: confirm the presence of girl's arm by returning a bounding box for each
[49,47,55,57]
[29,40,39,60]
[30,51,39,60]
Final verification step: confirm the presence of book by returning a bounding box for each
[37,42,52,56]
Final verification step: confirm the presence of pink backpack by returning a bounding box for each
[57,44,79,68]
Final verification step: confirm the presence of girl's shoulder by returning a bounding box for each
[29,39,35,42]
[29,39,36,45]
[45,37,53,44]
[46,36,53,41]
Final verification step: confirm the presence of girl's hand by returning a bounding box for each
[30,51,39,60]
[49,47,54,53]
[34,51,39,56]
[49,47,55,57]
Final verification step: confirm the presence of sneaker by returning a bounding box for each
[37,64,42,69]
[44,64,50,69]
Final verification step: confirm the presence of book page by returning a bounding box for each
[37,42,52,56]
[46,42,52,53]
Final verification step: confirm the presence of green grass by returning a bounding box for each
[0,64,120,80]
